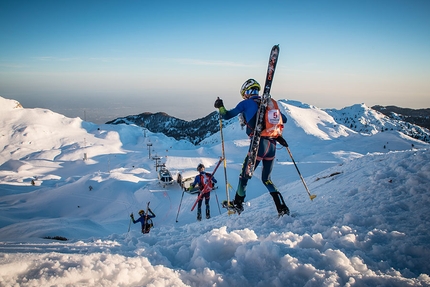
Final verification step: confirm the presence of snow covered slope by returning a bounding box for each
[0,96,429,286]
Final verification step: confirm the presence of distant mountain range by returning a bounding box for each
[372,105,430,129]
[106,103,430,145]
[106,111,236,145]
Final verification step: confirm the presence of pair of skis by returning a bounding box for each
[243,44,280,179]
[143,201,151,233]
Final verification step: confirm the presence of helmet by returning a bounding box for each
[138,210,144,215]
[240,79,260,99]
[197,163,205,172]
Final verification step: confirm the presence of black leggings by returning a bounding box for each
[237,138,278,197]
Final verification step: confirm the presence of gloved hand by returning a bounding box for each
[130,213,134,218]
[276,136,288,147]
[214,97,224,109]
[188,186,194,191]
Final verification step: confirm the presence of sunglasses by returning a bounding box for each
[245,89,259,95]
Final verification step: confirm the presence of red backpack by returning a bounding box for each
[199,173,214,191]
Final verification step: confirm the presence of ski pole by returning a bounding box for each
[218,109,235,214]
[213,190,221,215]
[277,136,317,201]
[176,190,185,222]
[218,103,231,205]
[127,216,132,233]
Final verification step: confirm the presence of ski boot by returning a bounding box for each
[197,211,202,221]
[222,194,245,214]
[206,208,210,219]
[277,206,290,217]
[270,191,290,217]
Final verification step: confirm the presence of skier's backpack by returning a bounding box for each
[241,97,285,138]
[199,173,214,191]
[143,219,154,234]
[261,98,284,138]
[247,98,284,138]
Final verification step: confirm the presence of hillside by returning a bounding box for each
[372,105,430,129]
[0,96,429,286]
[107,101,430,144]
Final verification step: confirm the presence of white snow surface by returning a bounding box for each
[0,96,430,287]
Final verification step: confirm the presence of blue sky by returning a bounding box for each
[1,0,429,122]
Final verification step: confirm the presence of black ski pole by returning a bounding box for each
[213,190,221,215]
[176,190,185,222]
[276,136,317,201]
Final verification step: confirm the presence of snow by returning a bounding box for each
[1,96,430,287]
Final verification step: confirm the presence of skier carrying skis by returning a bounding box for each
[189,163,217,221]
[130,208,156,234]
[214,78,290,216]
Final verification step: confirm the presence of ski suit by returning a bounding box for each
[191,171,217,220]
[220,95,288,211]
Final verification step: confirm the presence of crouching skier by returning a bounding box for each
[130,208,156,234]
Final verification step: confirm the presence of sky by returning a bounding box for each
[1,0,430,123]
[1,96,429,286]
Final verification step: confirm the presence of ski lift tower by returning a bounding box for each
[147,142,153,159]
[152,155,162,171]
[143,123,147,138]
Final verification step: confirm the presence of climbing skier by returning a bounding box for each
[214,78,290,216]
[130,208,156,234]
[189,163,217,221]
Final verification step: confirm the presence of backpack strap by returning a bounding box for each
[199,174,205,191]
[245,98,261,137]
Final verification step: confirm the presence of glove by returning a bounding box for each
[130,213,134,218]
[188,186,193,191]
[214,98,224,109]
[276,136,288,147]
